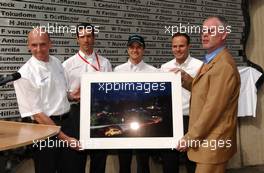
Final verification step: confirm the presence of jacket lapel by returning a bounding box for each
[192,48,228,85]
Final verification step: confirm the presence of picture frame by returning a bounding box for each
[80,72,183,149]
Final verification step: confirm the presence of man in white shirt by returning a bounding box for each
[62,23,112,173]
[14,28,77,173]
[115,34,157,173]
[160,33,203,173]
[114,35,156,73]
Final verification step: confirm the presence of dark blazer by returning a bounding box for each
[184,48,241,164]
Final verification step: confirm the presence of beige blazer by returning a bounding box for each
[185,48,241,164]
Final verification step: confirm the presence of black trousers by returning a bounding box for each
[160,149,180,173]
[31,117,65,173]
[182,116,196,173]
[160,116,196,173]
[0,153,5,173]
[118,149,150,173]
[60,104,107,173]
[32,136,60,173]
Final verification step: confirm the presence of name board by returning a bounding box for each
[0,0,248,118]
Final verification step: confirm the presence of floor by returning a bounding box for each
[14,157,264,173]
[227,165,264,173]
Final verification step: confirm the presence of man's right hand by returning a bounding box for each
[169,68,193,91]
[68,87,80,102]
[58,131,82,151]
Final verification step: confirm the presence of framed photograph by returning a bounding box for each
[80,72,183,149]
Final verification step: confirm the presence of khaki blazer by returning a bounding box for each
[185,48,241,164]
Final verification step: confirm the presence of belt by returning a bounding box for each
[31,112,69,125]
[71,102,80,106]
[50,112,69,122]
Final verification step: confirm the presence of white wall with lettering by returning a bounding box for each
[0,0,246,118]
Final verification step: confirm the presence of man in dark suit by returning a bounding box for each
[177,16,240,173]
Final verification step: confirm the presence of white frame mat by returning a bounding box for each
[80,72,183,149]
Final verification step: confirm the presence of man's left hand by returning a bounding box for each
[176,137,188,152]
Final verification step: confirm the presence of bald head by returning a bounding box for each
[28,28,52,62]
[28,28,50,41]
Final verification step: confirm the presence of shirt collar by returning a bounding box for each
[78,50,95,62]
[204,46,225,64]
[174,54,191,68]
[128,59,144,70]
[31,55,50,67]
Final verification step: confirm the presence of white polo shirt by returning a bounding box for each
[63,50,112,91]
[14,56,70,118]
[114,60,157,72]
[160,55,203,115]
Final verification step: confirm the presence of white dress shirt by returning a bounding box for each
[160,55,203,115]
[63,50,112,91]
[114,59,157,72]
[14,56,70,118]
[237,67,262,117]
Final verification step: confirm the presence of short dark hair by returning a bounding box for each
[172,32,190,45]
[76,23,94,37]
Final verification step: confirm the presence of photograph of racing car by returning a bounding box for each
[89,82,174,138]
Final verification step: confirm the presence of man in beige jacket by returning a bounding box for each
[176,16,241,173]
